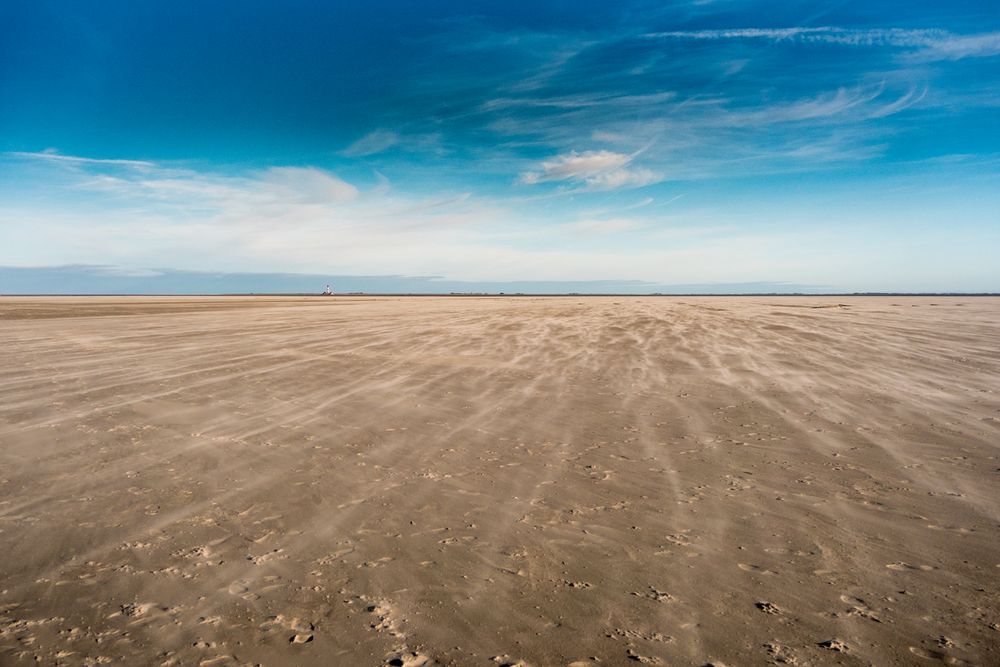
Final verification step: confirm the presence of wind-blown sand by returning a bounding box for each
[1,296,998,666]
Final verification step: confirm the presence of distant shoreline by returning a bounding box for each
[2,293,998,298]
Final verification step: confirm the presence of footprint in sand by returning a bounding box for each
[840,595,882,622]
[116,601,181,624]
[818,638,848,652]
[663,532,693,547]
[386,652,435,666]
[118,602,158,618]
[490,656,533,667]
[246,548,286,565]
[226,580,259,600]
[632,586,672,602]
[625,647,661,663]
[764,642,797,663]
[755,601,780,614]
[738,563,776,575]
[260,614,314,644]
[365,599,404,638]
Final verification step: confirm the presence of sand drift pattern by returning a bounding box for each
[1,296,998,665]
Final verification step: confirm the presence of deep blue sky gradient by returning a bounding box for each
[1,0,998,292]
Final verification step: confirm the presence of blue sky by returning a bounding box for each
[1,0,998,293]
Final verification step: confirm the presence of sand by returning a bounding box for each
[1,295,998,666]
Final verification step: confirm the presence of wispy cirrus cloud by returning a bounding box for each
[518,150,661,190]
[644,27,1000,61]
[7,149,157,168]
[868,86,928,118]
[393,20,965,184]
[583,167,661,191]
[482,91,675,112]
[911,31,1000,61]
[66,164,358,211]
[259,14,996,194]
[519,150,631,184]
[645,27,948,45]
[342,129,399,157]
[722,84,925,124]
[261,167,358,203]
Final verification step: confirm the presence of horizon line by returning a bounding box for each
[3,292,998,298]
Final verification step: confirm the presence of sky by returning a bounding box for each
[1,0,998,293]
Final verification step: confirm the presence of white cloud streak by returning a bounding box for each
[910,31,1000,61]
[518,150,662,190]
[644,27,1000,61]
[585,167,661,190]
[342,129,399,157]
[519,150,630,183]
[7,150,156,168]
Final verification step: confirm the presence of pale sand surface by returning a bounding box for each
[1,296,998,666]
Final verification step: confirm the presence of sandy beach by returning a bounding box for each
[1,295,998,666]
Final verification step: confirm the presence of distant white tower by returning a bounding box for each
[323,284,333,295]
